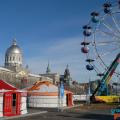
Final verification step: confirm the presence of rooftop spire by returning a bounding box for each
[12,38,17,45]
[66,64,69,69]
[64,64,70,79]
[46,61,51,74]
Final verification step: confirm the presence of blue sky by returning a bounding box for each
[0,0,117,83]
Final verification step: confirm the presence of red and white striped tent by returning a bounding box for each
[0,80,27,117]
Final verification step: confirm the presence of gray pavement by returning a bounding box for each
[2,107,113,120]
[0,104,116,120]
[7,111,113,120]
[3,108,48,120]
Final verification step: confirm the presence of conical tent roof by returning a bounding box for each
[27,81,72,96]
[0,80,17,90]
[28,81,58,92]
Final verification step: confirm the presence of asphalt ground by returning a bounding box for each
[2,103,119,120]
[7,110,113,120]
[3,105,114,120]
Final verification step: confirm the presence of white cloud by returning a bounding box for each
[45,37,80,54]
[24,36,89,82]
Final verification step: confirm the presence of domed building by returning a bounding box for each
[0,39,54,88]
[5,39,23,72]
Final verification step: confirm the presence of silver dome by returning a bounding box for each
[5,40,22,55]
[5,39,23,69]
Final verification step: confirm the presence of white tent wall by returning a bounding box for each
[28,95,67,108]
[0,96,3,117]
[20,96,27,114]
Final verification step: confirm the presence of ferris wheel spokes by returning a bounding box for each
[111,15,120,33]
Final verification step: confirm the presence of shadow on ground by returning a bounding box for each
[75,113,113,120]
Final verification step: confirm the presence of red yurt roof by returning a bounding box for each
[27,81,73,96]
[0,80,17,90]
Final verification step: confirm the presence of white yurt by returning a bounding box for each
[27,81,73,108]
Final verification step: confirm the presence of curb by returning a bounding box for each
[3,111,47,120]
[62,104,83,110]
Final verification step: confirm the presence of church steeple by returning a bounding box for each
[46,62,51,74]
[64,64,70,79]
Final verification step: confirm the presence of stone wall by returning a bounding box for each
[0,69,53,89]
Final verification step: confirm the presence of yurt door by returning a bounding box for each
[4,92,12,116]
[67,93,72,106]
[12,93,21,115]
[12,93,17,115]
[4,92,21,116]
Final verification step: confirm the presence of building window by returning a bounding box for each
[13,56,15,61]
[10,56,11,61]
[7,56,8,61]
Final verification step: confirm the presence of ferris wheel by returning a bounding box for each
[81,0,120,93]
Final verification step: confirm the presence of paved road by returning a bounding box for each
[10,110,113,120]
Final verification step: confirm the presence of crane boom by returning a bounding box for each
[91,53,120,97]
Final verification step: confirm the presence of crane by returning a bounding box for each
[91,53,120,102]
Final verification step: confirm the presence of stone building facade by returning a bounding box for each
[39,62,60,85]
[0,39,53,88]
